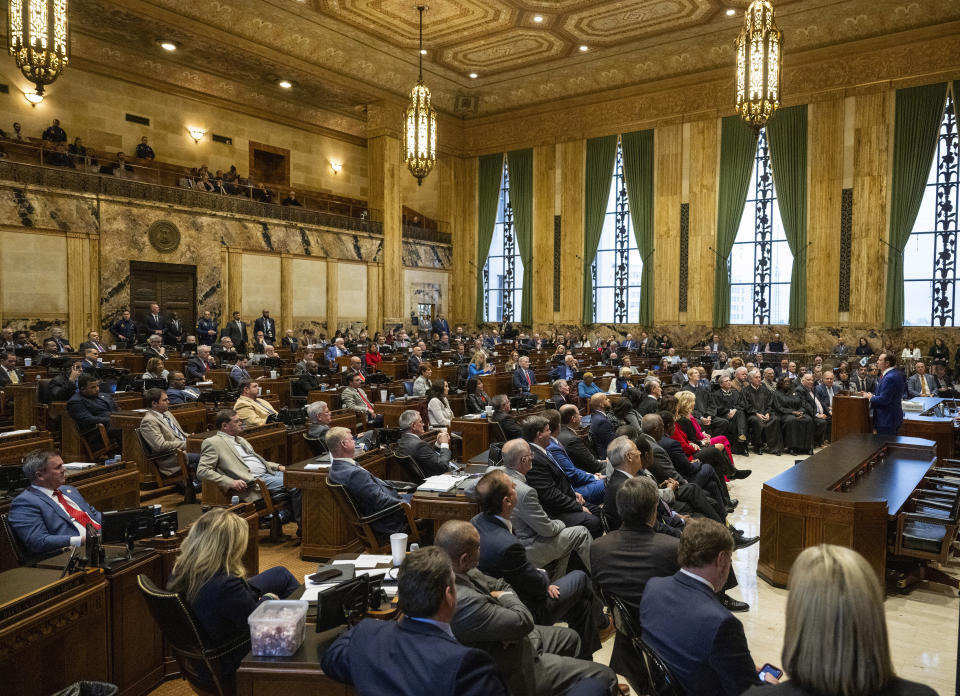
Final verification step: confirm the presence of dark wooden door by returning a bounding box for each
[130,261,197,335]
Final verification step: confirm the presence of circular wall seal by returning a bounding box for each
[148,220,181,253]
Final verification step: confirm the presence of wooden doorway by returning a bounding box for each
[130,261,197,335]
[249,141,290,188]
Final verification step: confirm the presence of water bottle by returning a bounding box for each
[389,394,395,403]
[230,495,240,506]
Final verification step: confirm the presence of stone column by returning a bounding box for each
[366,263,382,334]
[326,258,339,335]
[226,248,243,320]
[66,232,99,347]
[280,253,293,336]
[367,101,404,329]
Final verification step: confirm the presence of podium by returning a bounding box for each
[831,393,871,442]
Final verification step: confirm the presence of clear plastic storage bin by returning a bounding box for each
[247,599,308,656]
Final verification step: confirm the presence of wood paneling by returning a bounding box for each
[326,258,339,332]
[533,144,556,325]
[851,89,892,327]
[450,156,478,324]
[687,118,719,325]
[807,96,845,326]
[368,135,403,324]
[654,123,683,325]
[366,263,381,332]
[559,139,586,323]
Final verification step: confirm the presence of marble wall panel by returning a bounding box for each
[241,254,282,317]
[1,231,68,317]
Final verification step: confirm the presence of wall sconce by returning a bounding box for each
[330,160,343,174]
[187,127,206,143]
[23,90,44,106]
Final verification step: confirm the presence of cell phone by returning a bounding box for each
[309,567,343,583]
[758,663,783,683]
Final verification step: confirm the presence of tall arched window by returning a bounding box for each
[903,88,958,326]
[592,137,642,323]
[482,157,524,322]
[729,127,793,325]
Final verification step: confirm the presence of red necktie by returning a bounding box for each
[359,390,373,410]
[55,489,100,530]
[525,370,531,386]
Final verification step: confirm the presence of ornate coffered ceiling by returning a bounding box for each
[11,0,960,133]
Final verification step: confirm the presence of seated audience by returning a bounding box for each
[743,544,937,696]
[513,355,536,394]
[167,371,200,404]
[229,356,252,388]
[907,360,936,398]
[427,379,455,428]
[341,372,384,427]
[322,547,509,696]
[280,190,302,206]
[233,380,278,427]
[143,334,166,359]
[468,350,495,378]
[557,405,604,474]
[397,409,454,477]
[490,393,522,440]
[140,388,199,477]
[78,331,107,353]
[795,373,829,447]
[545,409,605,505]
[413,363,433,396]
[67,374,119,448]
[640,518,772,696]
[0,350,24,386]
[9,449,102,556]
[578,372,601,399]
[167,508,298,680]
[294,359,322,396]
[305,400,332,442]
[464,377,489,414]
[142,356,168,381]
[80,347,100,373]
[135,136,155,160]
[197,410,300,525]
[588,393,618,458]
[739,369,782,455]
[48,360,82,402]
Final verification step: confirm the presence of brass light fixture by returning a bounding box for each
[735,0,782,130]
[8,0,70,96]
[403,5,437,186]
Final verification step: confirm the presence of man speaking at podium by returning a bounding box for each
[864,352,906,436]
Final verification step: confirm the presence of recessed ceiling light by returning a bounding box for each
[420,48,427,55]
[579,45,589,52]
[469,72,478,79]
[725,8,736,15]
[533,15,543,23]
[158,40,178,51]
[278,80,293,89]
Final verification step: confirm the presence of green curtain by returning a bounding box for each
[476,153,504,325]
[621,129,655,326]
[884,83,948,329]
[582,135,619,324]
[767,105,808,329]
[507,149,533,325]
[713,117,759,329]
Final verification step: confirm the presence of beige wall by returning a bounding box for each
[337,262,368,322]
[240,254,282,319]
[290,257,327,326]
[0,230,68,323]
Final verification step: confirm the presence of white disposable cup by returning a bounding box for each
[380,389,388,402]
[23,358,31,366]
[270,370,278,379]
[390,533,408,567]
[110,345,116,351]
[437,359,442,367]
[485,406,493,416]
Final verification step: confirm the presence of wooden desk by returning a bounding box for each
[110,403,209,486]
[236,629,352,696]
[0,568,110,696]
[758,434,936,587]
[374,398,424,427]
[284,449,389,560]
[411,490,480,524]
[831,393,871,442]
[4,383,38,429]
[451,417,493,462]
[307,388,342,411]
[0,430,54,466]
[257,376,293,408]
[901,397,958,460]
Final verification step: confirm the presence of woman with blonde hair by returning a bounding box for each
[468,350,494,378]
[167,508,298,676]
[673,389,739,478]
[744,545,935,696]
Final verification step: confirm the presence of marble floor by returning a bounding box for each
[147,447,959,695]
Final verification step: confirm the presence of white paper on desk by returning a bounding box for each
[303,463,328,471]
[0,429,33,438]
[132,408,149,412]
[354,554,392,568]
[301,574,341,602]
[196,381,214,386]
[64,462,98,470]
[418,474,462,492]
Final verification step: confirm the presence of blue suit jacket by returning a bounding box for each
[512,367,535,393]
[547,438,605,504]
[471,511,549,605]
[326,345,345,362]
[66,391,116,439]
[871,369,907,434]
[640,571,758,696]
[328,459,408,535]
[322,617,507,696]
[167,387,198,405]
[588,411,617,458]
[9,485,102,556]
[549,364,577,382]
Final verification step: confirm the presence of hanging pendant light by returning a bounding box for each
[8,0,70,96]
[735,0,782,130]
[403,5,437,186]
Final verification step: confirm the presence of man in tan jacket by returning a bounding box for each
[341,373,384,427]
[139,388,199,477]
[233,380,278,427]
[197,409,301,525]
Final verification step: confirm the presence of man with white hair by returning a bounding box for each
[397,409,455,478]
[742,369,782,455]
[186,344,215,382]
[143,334,166,359]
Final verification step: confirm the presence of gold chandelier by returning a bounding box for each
[8,0,70,95]
[403,5,437,186]
[735,0,782,130]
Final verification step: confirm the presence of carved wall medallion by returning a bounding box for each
[148,220,181,253]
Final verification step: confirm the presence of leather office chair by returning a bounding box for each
[603,591,683,696]
[392,452,427,483]
[325,479,420,553]
[0,512,25,571]
[135,427,196,504]
[137,574,247,696]
[490,420,508,444]
[302,431,327,457]
[63,413,112,462]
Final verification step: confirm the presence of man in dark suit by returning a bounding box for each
[197,310,218,346]
[639,519,775,695]
[795,373,829,446]
[470,473,608,661]
[397,409,455,478]
[637,379,661,415]
[322,547,509,696]
[78,331,107,353]
[556,405,604,474]
[185,345,215,383]
[436,518,619,695]
[9,450,103,557]
[746,334,764,357]
[281,329,299,353]
[144,303,165,339]
[407,345,424,379]
[866,352,906,435]
[164,313,185,347]
[523,416,603,538]
[549,354,579,383]
[587,393,617,458]
[230,356,253,389]
[852,363,875,393]
[79,348,100,373]
[431,313,450,337]
[222,311,248,352]
[742,368,782,455]
[66,375,119,448]
[512,355,536,395]
[166,372,199,404]
[326,426,411,536]
[489,394,523,440]
[0,351,24,386]
[814,370,840,415]
[253,309,276,344]
[293,360,321,396]
[49,326,73,353]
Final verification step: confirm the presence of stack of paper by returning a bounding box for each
[417,474,464,492]
[0,429,34,438]
[64,462,98,470]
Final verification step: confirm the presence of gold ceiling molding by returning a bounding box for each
[458,20,960,155]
